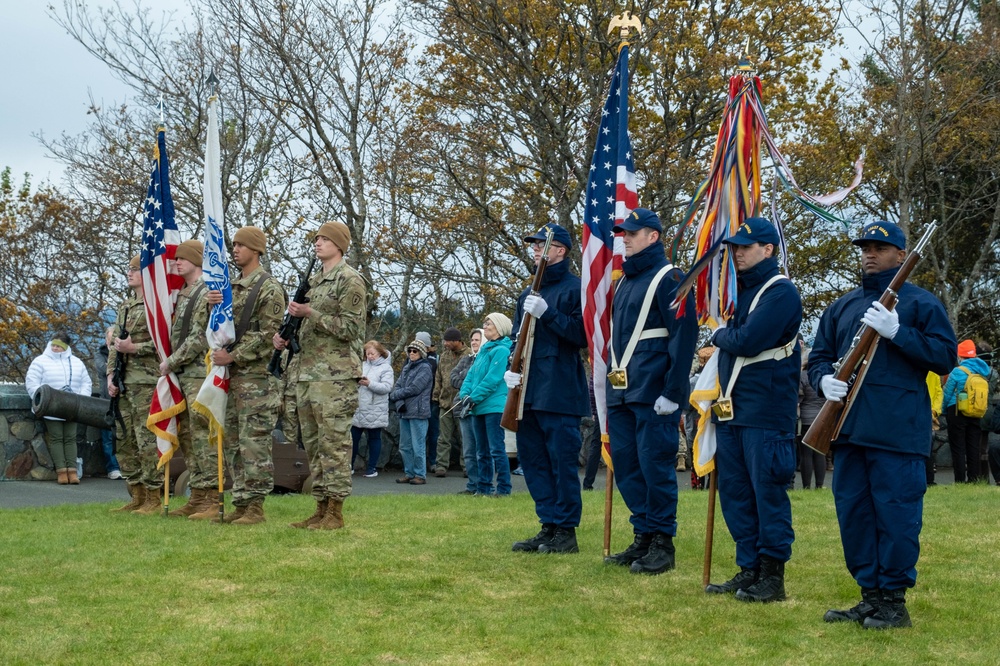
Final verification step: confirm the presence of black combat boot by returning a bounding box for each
[629,533,675,574]
[604,533,653,567]
[538,527,579,554]
[705,567,759,595]
[824,588,881,623]
[863,588,911,629]
[512,524,557,552]
[735,555,785,603]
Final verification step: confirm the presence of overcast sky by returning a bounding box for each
[0,2,189,186]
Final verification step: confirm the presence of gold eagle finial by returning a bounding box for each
[607,12,643,43]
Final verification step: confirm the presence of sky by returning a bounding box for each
[0,1,189,186]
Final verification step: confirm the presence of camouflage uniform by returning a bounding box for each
[280,353,301,447]
[296,260,366,501]
[166,278,218,490]
[225,266,286,507]
[433,345,471,470]
[107,294,163,490]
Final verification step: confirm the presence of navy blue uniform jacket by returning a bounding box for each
[606,243,698,407]
[808,266,957,455]
[513,259,590,417]
[712,256,802,432]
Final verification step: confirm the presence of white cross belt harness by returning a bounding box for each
[607,264,674,390]
[712,274,795,421]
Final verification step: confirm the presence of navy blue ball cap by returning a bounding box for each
[852,221,906,250]
[723,217,780,246]
[613,208,663,234]
[523,222,573,250]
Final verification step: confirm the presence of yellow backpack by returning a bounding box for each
[957,369,989,419]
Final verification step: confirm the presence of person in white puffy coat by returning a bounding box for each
[24,332,93,484]
[351,341,394,477]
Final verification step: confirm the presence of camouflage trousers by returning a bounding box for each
[281,371,300,448]
[178,374,221,490]
[223,375,279,506]
[436,408,463,470]
[297,379,358,500]
[116,384,163,489]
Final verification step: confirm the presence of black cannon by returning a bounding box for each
[31,385,114,430]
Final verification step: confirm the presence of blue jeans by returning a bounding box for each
[101,429,120,473]
[473,412,511,495]
[460,416,479,492]
[351,426,382,475]
[399,418,429,480]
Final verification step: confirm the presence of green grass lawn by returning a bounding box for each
[2,484,998,665]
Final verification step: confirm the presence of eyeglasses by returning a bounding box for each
[126,267,139,273]
[482,321,495,328]
[530,241,565,250]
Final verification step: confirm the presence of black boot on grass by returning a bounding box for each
[705,567,759,595]
[512,524,556,553]
[629,534,675,574]
[863,588,911,630]
[604,533,652,567]
[824,588,881,624]
[538,527,578,554]
[735,555,785,603]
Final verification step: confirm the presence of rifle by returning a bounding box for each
[500,227,554,432]
[267,255,317,379]
[106,323,129,437]
[803,223,937,455]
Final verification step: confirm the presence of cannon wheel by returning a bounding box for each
[173,470,191,498]
[300,472,317,496]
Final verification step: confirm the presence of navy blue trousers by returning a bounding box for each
[716,424,795,567]
[832,444,926,590]
[516,410,583,528]
[607,403,679,536]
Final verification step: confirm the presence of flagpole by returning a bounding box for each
[702,467,717,587]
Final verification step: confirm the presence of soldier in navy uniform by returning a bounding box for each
[705,217,802,603]
[604,208,698,574]
[809,221,956,629]
[505,223,590,554]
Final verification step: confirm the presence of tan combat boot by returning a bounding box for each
[168,488,205,517]
[188,490,222,521]
[309,498,345,530]
[113,484,145,512]
[214,505,247,524]
[290,498,328,529]
[231,499,266,525]
[132,487,164,515]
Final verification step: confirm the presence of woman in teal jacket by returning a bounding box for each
[459,313,513,495]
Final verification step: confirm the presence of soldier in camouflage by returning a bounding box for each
[276,220,366,530]
[206,226,286,525]
[431,327,471,476]
[107,254,164,515]
[158,239,218,519]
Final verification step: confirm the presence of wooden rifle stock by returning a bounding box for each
[500,229,554,432]
[803,223,938,455]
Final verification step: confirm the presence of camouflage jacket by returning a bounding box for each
[434,345,471,404]
[229,265,286,378]
[297,259,367,382]
[106,293,159,386]
[167,278,209,378]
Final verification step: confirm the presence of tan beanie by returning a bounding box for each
[175,239,204,265]
[485,312,513,338]
[129,254,141,271]
[316,221,351,254]
[233,226,266,254]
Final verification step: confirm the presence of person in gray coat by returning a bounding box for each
[351,341,394,478]
[389,339,434,484]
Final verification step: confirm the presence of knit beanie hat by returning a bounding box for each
[233,226,267,254]
[485,312,513,338]
[316,221,351,254]
[957,339,977,358]
[175,239,204,265]
[407,339,428,359]
[443,327,462,342]
[415,331,433,348]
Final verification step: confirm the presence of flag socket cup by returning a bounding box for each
[712,398,734,421]
[607,369,628,389]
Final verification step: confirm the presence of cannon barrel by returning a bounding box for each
[31,385,114,430]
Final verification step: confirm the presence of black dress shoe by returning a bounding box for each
[705,567,758,594]
[824,588,880,623]
[512,524,556,552]
[629,534,675,574]
[537,527,579,554]
[605,533,652,566]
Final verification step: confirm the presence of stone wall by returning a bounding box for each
[1,385,107,481]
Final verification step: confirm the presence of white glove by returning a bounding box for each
[653,396,679,416]
[862,301,899,340]
[504,371,522,389]
[524,294,548,318]
[820,375,849,401]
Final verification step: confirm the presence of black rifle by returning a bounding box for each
[106,323,129,437]
[267,256,317,379]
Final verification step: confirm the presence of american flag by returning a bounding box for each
[140,127,186,467]
[193,94,235,443]
[581,45,637,465]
